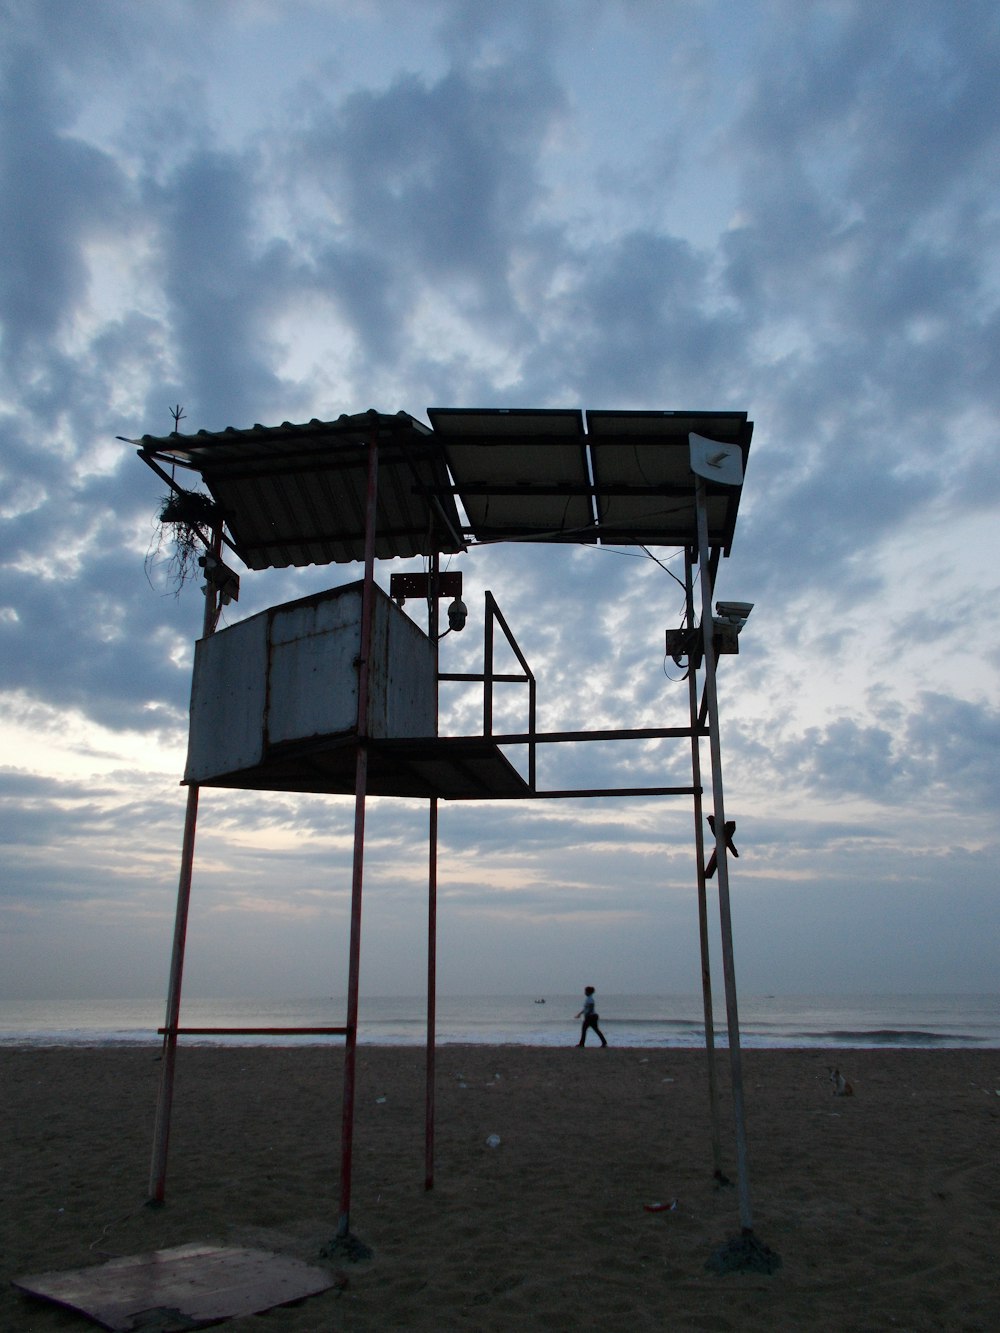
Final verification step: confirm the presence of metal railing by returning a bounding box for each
[438,590,537,790]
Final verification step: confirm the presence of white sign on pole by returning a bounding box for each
[689,433,744,487]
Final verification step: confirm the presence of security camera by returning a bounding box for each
[447,597,468,632]
[715,601,753,624]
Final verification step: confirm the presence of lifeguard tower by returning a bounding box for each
[133,406,765,1260]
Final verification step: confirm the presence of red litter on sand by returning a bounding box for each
[643,1199,678,1213]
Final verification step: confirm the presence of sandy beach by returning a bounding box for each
[3,1045,998,1331]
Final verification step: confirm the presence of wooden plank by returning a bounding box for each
[13,1243,337,1331]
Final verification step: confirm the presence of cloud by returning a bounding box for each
[719,0,1000,595]
[0,0,998,999]
[905,691,1000,808]
[280,52,566,383]
[147,149,295,425]
[0,42,130,371]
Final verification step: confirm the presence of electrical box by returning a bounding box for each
[665,622,740,667]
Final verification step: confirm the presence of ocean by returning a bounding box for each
[0,993,997,1049]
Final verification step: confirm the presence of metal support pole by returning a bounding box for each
[684,548,725,1182]
[337,430,379,1241]
[147,783,199,1203]
[694,477,754,1233]
[148,526,222,1203]
[425,797,438,1190]
[425,553,440,1191]
[483,598,494,737]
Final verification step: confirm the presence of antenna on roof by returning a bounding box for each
[170,404,186,433]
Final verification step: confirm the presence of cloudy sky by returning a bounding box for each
[1,0,998,1006]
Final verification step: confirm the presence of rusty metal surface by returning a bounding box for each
[184,582,437,787]
[13,1242,337,1331]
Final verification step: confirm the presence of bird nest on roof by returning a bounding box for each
[148,489,224,595]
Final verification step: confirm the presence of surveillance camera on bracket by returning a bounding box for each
[715,601,753,625]
[711,619,741,654]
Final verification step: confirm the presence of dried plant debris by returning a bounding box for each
[147,490,223,594]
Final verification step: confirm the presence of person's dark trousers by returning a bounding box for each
[578,1015,607,1046]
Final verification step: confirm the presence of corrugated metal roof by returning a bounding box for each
[138,406,752,570]
[138,410,466,571]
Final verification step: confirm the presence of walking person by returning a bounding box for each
[575,986,608,1047]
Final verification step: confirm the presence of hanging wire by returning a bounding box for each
[639,543,686,591]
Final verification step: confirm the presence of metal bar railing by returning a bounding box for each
[158,1026,349,1037]
[483,591,536,787]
